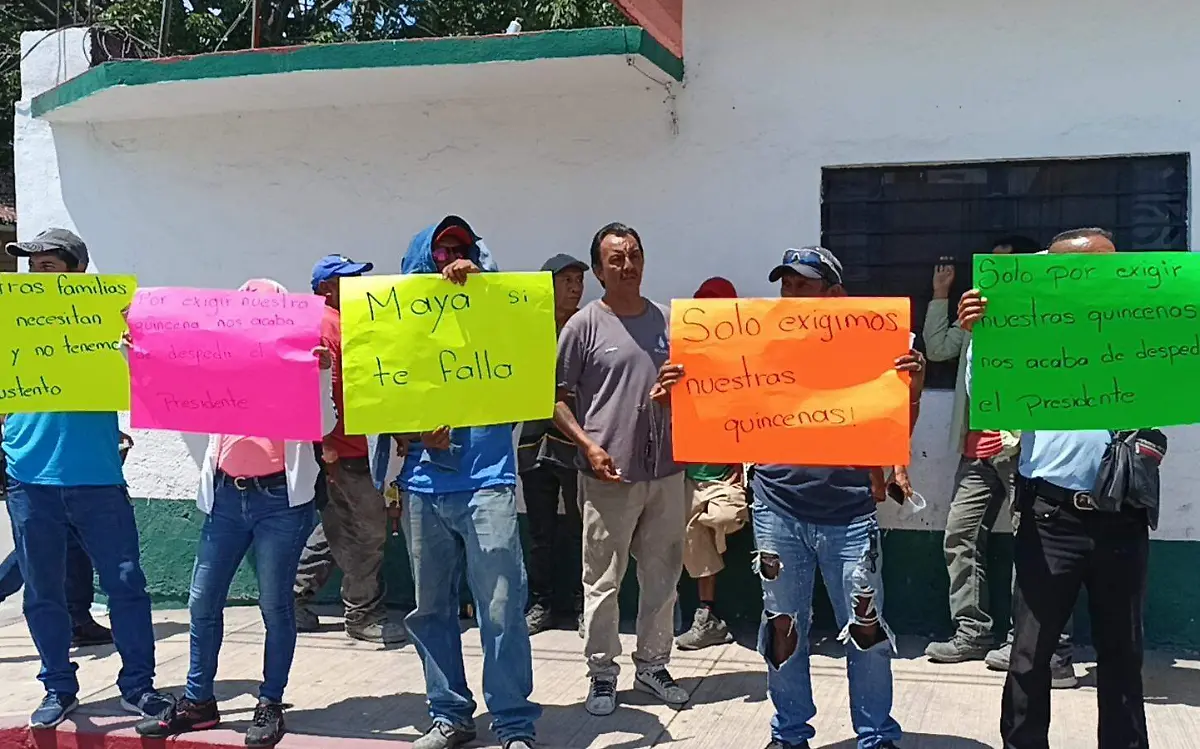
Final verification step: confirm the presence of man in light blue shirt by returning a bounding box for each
[3,229,173,730]
[965,345,1111,492]
[960,227,1152,749]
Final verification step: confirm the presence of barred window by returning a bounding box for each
[821,155,1189,389]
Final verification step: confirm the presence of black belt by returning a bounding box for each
[216,470,287,492]
[1027,477,1098,512]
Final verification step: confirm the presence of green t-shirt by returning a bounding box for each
[686,464,733,482]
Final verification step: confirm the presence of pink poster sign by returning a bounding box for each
[128,287,325,440]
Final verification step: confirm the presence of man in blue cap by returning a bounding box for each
[293,255,407,645]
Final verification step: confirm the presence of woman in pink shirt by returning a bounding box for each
[137,279,336,747]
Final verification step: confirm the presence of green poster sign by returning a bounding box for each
[969,252,1200,430]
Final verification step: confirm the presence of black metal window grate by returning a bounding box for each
[821,155,1189,389]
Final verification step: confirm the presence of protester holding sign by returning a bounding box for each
[292,254,407,646]
[960,228,1157,749]
[1,228,174,730]
[553,223,690,717]
[136,278,335,748]
[0,415,130,648]
[674,276,748,652]
[745,247,923,749]
[385,217,539,749]
[922,237,1046,667]
[519,253,588,638]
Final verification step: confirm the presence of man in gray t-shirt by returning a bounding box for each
[556,300,677,482]
[554,222,689,717]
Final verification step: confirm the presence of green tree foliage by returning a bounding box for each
[1,0,625,174]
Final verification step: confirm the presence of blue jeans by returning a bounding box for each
[752,502,902,749]
[4,478,155,700]
[401,487,540,743]
[0,531,96,625]
[187,480,314,703]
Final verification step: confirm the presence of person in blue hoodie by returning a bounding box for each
[381,216,540,749]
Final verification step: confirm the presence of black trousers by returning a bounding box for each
[1000,482,1149,749]
[522,464,582,612]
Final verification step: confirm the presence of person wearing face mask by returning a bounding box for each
[384,217,540,749]
[519,253,588,637]
[136,279,336,748]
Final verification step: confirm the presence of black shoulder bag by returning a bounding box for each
[1091,429,1167,529]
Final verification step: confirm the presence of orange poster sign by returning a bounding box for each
[670,297,912,466]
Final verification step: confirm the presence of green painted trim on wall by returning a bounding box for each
[126,498,1200,651]
[31,27,683,119]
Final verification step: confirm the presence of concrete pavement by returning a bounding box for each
[0,606,1198,748]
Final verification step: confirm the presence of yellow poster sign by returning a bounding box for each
[0,273,137,412]
[341,272,557,434]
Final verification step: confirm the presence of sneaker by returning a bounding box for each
[346,620,408,645]
[764,741,811,749]
[121,690,175,721]
[675,607,734,650]
[29,692,78,729]
[136,697,220,737]
[413,720,477,749]
[245,700,286,747]
[585,676,617,716]
[71,618,114,648]
[504,740,536,749]
[984,643,1077,687]
[925,637,991,663]
[1052,660,1079,689]
[525,603,552,636]
[634,667,689,705]
[984,642,1011,670]
[295,604,319,633]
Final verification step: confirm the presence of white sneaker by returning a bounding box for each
[634,667,689,705]
[585,676,617,716]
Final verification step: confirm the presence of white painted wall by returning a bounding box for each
[15,0,1200,539]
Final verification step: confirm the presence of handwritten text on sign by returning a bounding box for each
[0,273,136,412]
[670,297,912,466]
[340,272,556,434]
[970,252,1200,430]
[128,287,325,440]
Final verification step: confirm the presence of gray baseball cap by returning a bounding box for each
[6,228,89,268]
[768,246,844,286]
[540,253,588,275]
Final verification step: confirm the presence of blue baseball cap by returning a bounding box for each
[311,254,373,291]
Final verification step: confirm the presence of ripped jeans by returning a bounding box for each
[752,501,902,749]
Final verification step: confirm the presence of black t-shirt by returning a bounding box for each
[752,465,875,525]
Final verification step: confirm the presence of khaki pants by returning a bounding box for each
[683,477,748,579]
[581,472,687,678]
